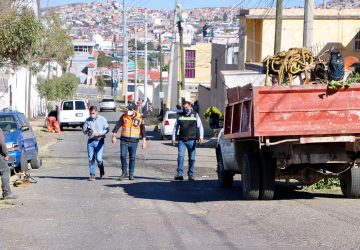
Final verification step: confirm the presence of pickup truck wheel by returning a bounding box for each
[340,167,360,198]
[216,147,233,188]
[259,153,276,200]
[241,152,260,200]
[30,151,41,169]
[20,149,28,172]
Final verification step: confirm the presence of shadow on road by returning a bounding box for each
[105,180,242,202]
[105,179,345,202]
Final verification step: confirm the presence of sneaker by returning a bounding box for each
[174,175,184,181]
[188,176,195,181]
[100,171,105,179]
[118,172,128,181]
[2,193,18,200]
[88,176,96,181]
[129,176,135,181]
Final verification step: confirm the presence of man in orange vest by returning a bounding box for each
[112,103,147,180]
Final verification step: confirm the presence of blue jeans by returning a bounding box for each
[87,139,105,177]
[120,140,138,177]
[177,140,196,177]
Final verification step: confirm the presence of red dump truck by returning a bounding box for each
[216,83,360,200]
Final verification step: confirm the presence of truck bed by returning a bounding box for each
[224,83,360,139]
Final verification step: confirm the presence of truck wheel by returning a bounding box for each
[20,149,28,172]
[259,152,276,200]
[30,151,42,169]
[340,167,360,198]
[241,152,260,200]
[216,147,233,188]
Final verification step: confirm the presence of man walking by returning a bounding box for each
[112,103,146,180]
[172,101,204,181]
[157,104,168,122]
[83,106,109,181]
[0,128,17,199]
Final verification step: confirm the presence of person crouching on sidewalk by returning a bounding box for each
[112,103,147,181]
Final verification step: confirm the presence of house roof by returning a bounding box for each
[242,8,360,20]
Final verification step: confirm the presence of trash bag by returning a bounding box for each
[328,49,344,81]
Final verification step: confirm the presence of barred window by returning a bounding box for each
[185,50,196,78]
[355,31,360,51]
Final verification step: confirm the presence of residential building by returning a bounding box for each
[178,43,212,102]
[209,38,240,112]
[239,8,360,63]
[69,40,97,84]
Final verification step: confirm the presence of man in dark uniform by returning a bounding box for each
[172,101,204,181]
[0,128,17,199]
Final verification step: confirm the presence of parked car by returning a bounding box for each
[100,98,116,112]
[159,110,178,140]
[58,99,88,130]
[0,110,41,172]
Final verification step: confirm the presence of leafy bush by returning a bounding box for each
[37,73,80,101]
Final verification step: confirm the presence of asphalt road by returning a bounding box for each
[1,108,360,249]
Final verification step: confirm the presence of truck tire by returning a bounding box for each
[340,167,360,198]
[259,152,276,200]
[216,147,233,188]
[241,152,260,200]
[30,151,42,169]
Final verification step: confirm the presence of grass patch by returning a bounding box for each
[304,178,340,190]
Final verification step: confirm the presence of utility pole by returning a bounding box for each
[113,35,118,97]
[303,0,314,48]
[274,0,283,54]
[144,9,148,105]
[122,0,128,106]
[323,0,327,8]
[177,4,185,104]
[159,33,164,107]
[166,0,178,109]
[134,26,138,102]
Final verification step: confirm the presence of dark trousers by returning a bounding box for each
[0,158,11,197]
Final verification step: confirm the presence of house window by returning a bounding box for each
[185,50,196,78]
[225,45,239,65]
[355,31,360,51]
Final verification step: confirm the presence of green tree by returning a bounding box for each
[37,73,80,101]
[96,76,106,94]
[97,51,112,67]
[40,13,74,73]
[223,13,228,22]
[0,7,43,67]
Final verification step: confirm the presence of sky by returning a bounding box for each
[40,0,325,9]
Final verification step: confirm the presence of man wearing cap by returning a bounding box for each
[172,101,204,181]
[112,103,147,180]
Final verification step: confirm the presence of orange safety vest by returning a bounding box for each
[120,112,143,139]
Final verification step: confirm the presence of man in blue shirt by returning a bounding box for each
[83,106,109,181]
